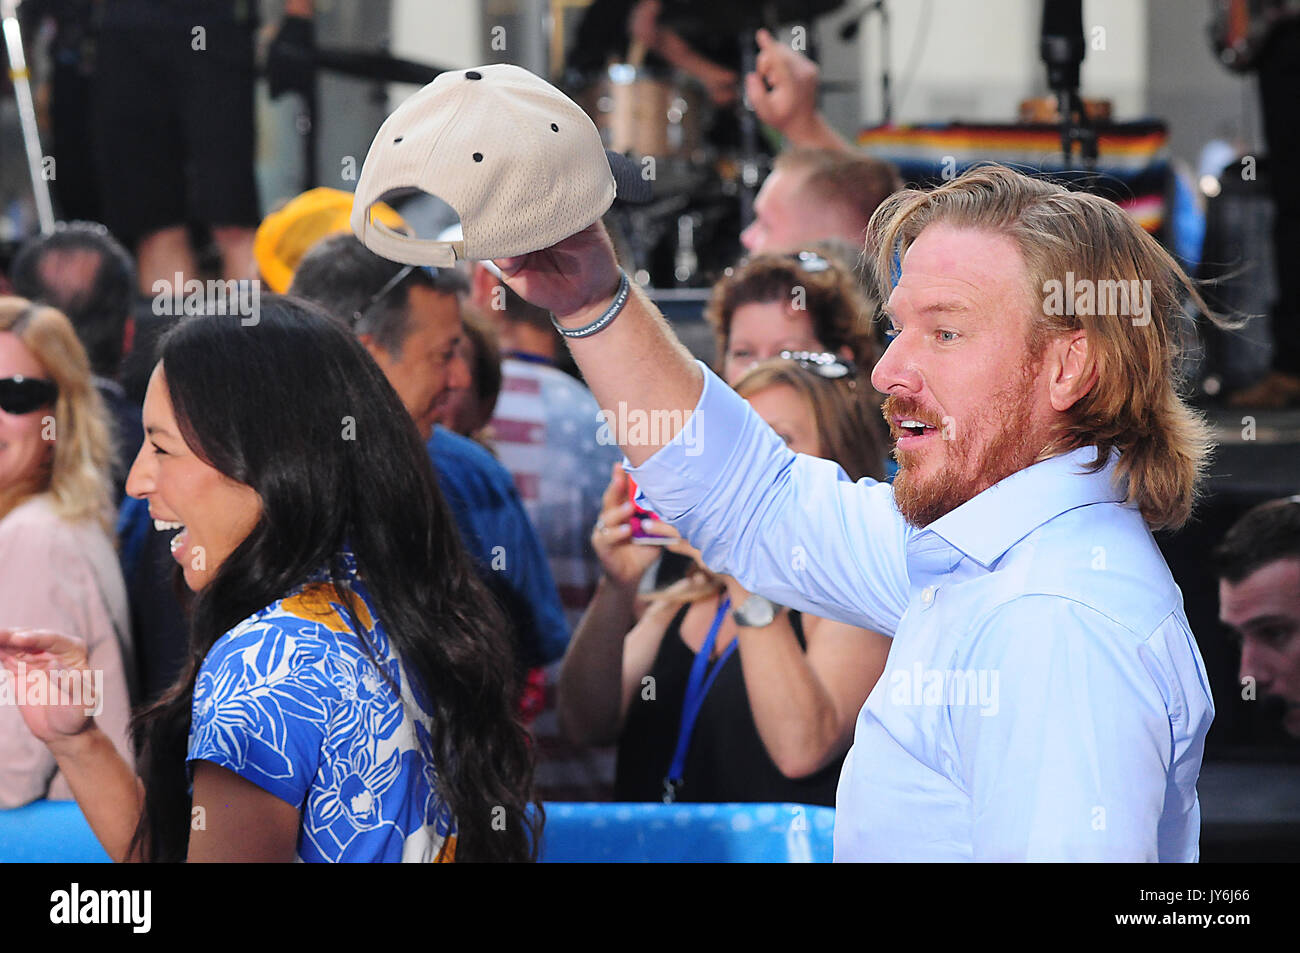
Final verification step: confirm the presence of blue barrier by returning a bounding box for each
[0,800,835,863]
[0,801,111,863]
[538,802,835,863]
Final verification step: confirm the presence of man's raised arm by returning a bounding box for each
[495,221,700,466]
[495,224,911,636]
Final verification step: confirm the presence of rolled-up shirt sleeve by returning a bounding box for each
[625,362,910,635]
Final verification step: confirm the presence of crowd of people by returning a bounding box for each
[0,13,1296,864]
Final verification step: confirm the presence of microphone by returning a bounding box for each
[1039,0,1085,93]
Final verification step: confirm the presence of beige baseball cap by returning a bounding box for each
[352,64,645,267]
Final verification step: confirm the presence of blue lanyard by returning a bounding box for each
[504,350,554,366]
[663,596,733,803]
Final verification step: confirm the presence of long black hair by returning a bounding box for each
[128,296,540,861]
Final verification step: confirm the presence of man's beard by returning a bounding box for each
[884,356,1044,528]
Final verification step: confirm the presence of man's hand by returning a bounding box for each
[745,28,851,152]
[746,30,819,134]
[494,220,622,323]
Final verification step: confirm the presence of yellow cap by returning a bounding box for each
[254,187,407,293]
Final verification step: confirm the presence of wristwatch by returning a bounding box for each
[731,594,781,628]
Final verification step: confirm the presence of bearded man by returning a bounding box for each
[353,131,1216,854]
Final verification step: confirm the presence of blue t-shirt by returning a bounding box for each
[429,425,570,667]
[187,553,456,863]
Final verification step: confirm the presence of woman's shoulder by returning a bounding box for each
[1,493,62,536]
[0,493,115,562]
[203,574,387,674]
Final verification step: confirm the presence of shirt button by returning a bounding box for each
[920,585,937,607]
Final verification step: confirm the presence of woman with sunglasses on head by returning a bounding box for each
[707,249,881,388]
[707,249,892,479]
[558,356,891,805]
[0,297,539,861]
[0,298,135,809]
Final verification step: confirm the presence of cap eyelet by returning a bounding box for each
[473,152,483,162]
[393,136,404,144]
[466,70,482,80]
[550,123,559,132]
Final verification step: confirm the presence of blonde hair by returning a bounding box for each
[0,297,114,530]
[866,164,1220,531]
[734,359,886,482]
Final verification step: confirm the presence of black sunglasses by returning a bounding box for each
[352,263,459,329]
[779,350,857,380]
[0,376,58,415]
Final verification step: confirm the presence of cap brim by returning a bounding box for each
[606,150,653,205]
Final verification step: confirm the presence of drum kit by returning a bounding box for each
[0,0,857,282]
[570,62,739,288]
[563,0,850,289]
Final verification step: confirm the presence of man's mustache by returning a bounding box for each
[881,395,944,432]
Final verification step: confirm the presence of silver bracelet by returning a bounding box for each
[551,270,630,339]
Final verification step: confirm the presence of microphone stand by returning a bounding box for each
[1054,85,1097,169]
[1040,0,1096,169]
[2,0,56,233]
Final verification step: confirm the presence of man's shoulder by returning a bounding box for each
[428,427,515,489]
[987,501,1182,640]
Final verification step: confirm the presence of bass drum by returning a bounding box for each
[574,64,709,162]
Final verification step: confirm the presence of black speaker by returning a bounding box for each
[1198,157,1278,393]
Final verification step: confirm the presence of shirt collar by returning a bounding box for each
[918,445,1129,568]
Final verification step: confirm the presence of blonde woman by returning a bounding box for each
[558,357,890,805]
[0,297,133,807]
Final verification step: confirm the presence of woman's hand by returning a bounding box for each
[592,461,679,587]
[0,628,99,746]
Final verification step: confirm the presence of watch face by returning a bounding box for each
[735,595,776,627]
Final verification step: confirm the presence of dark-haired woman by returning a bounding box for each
[0,297,538,862]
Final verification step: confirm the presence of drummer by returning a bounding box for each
[568,0,743,108]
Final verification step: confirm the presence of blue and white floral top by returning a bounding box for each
[187,553,456,862]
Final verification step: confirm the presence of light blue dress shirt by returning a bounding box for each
[627,363,1215,862]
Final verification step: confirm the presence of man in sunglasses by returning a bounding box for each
[290,235,570,673]
[493,164,1218,862]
